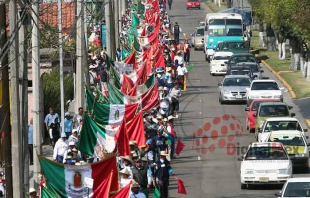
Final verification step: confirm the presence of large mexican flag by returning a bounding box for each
[39,156,119,197]
[78,114,118,156]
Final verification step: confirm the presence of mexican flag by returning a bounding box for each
[78,114,118,155]
[91,103,139,126]
[41,186,59,198]
[39,156,119,197]
[137,73,155,95]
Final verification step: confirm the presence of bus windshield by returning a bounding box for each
[208,18,242,36]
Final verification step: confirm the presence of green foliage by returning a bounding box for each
[250,0,310,43]
[42,69,74,116]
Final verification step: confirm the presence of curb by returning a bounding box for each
[306,119,310,129]
[203,2,214,13]
[261,60,296,99]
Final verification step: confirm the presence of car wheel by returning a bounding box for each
[241,183,247,190]
[219,96,224,104]
[194,47,197,51]
[211,73,215,76]
[205,55,208,61]
[186,7,188,10]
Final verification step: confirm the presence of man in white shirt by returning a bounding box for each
[63,141,82,163]
[164,67,173,88]
[119,168,132,188]
[176,63,188,90]
[173,51,184,64]
[129,183,146,198]
[53,133,68,163]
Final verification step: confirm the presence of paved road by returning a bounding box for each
[168,2,309,198]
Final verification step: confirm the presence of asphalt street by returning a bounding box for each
[167,2,309,198]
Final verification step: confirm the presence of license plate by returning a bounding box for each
[259,177,269,182]
[192,5,195,7]
[236,95,243,99]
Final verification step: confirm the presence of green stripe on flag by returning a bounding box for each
[41,186,59,198]
[188,65,194,71]
[39,157,66,197]
[108,84,124,104]
[145,73,155,88]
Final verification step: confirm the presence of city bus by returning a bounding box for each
[204,13,244,62]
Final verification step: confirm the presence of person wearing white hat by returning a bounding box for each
[89,65,99,87]
[170,83,181,118]
[174,50,184,65]
[119,168,132,188]
[153,151,174,198]
[68,129,79,145]
[119,156,134,179]
[29,187,37,198]
[62,141,79,163]
[176,62,187,90]
[160,87,170,117]
[53,132,68,163]
[130,182,146,198]
[164,67,173,88]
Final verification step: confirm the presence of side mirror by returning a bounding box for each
[202,38,204,41]
[253,113,257,118]
[304,129,308,132]
[275,191,282,197]
[224,61,228,64]
[291,113,296,117]
[218,83,222,86]
[249,47,254,50]
[260,70,264,73]
[253,75,258,78]
[237,156,244,161]
[280,87,285,90]
[245,107,250,111]
[259,128,263,133]
[190,33,193,36]
[245,87,250,91]
[288,106,293,110]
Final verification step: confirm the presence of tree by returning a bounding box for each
[42,69,74,117]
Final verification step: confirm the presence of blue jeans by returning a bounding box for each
[162,108,169,117]
[56,155,64,163]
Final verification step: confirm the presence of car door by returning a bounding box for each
[191,30,196,45]
[259,121,268,142]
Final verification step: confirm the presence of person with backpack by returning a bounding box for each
[173,22,182,44]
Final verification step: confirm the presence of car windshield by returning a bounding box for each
[199,22,205,26]
[258,105,289,117]
[283,182,310,197]
[251,82,279,90]
[235,64,259,72]
[222,42,249,50]
[213,56,231,60]
[264,121,302,132]
[245,146,288,160]
[223,78,251,86]
[196,29,204,36]
[268,135,305,146]
[230,56,256,64]
[188,0,199,2]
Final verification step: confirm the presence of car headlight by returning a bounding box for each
[245,169,254,174]
[278,169,288,174]
[295,153,308,157]
[222,90,230,94]
[260,121,264,127]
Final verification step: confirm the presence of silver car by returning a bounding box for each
[218,75,251,104]
[190,27,204,50]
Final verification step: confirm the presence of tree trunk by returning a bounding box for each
[289,38,301,70]
[258,23,265,47]
[266,24,276,51]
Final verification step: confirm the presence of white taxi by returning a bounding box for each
[239,142,292,189]
[210,51,233,76]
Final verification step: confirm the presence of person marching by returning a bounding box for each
[183,40,191,64]
[173,22,181,44]
[168,0,173,10]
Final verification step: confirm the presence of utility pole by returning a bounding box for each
[18,5,29,194]
[120,0,125,15]
[76,0,85,110]
[58,0,65,133]
[105,0,115,59]
[114,0,119,49]
[118,0,122,36]
[0,4,13,197]
[31,0,42,189]
[9,0,23,196]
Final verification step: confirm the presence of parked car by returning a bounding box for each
[266,131,310,170]
[275,178,310,197]
[186,0,200,9]
[190,27,204,50]
[218,75,251,104]
[245,99,281,133]
[239,142,292,189]
[259,117,307,142]
[210,51,233,75]
[246,79,284,106]
[253,102,295,140]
